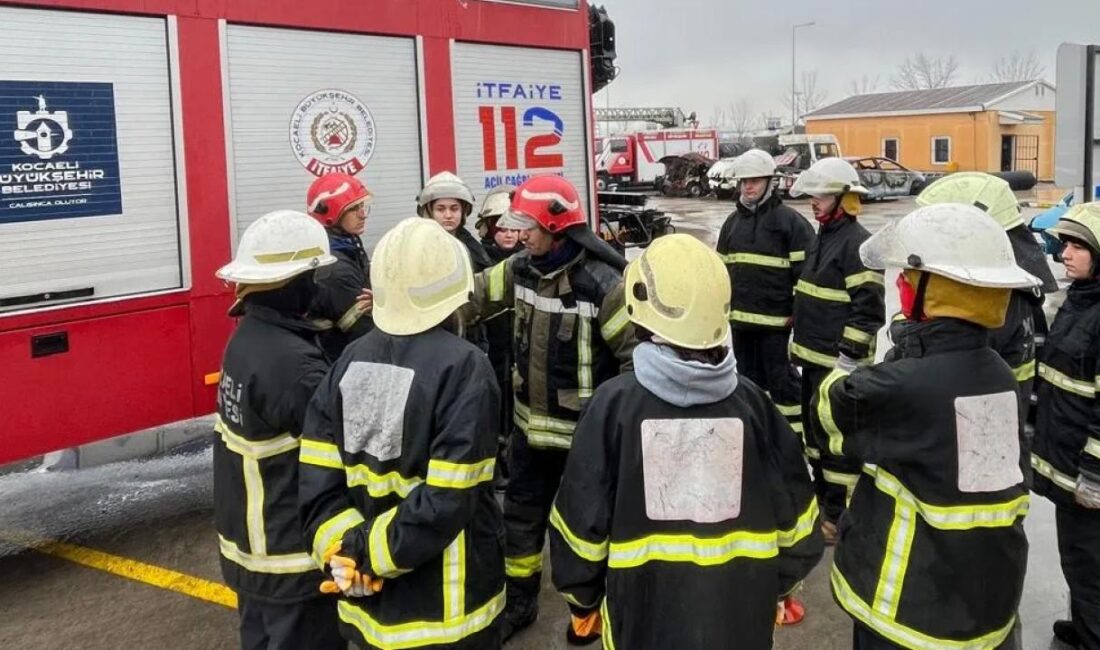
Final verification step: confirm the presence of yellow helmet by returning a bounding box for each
[916,172,1023,230]
[1048,201,1100,254]
[371,218,474,336]
[624,234,730,349]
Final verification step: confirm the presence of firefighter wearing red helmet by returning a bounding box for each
[306,173,375,359]
[464,175,638,642]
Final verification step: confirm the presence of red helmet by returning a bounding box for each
[306,173,372,227]
[497,176,586,233]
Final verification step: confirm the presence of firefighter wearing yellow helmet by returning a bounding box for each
[813,203,1039,649]
[298,218,506,649]
[1031,202,1100,648]
[549,234,823,648]
[913,172,1059,410]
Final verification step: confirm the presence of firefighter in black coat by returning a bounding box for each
[1031,202,1100,649]
[716,149,814,434]
[298,217,505,650]
[788,158,885,545]
[549,234,823,648]
[813,203,1041,649]
[212,209,343,649]
[306,172,375,359]
[475,184,522,489]
[913,172,1059,415]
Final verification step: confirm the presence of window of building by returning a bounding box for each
[882,138,899,161]
[932,137,951,165]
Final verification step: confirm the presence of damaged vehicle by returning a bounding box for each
[848,156,927,199]
[657,152,716,197]
[707,158,740,199]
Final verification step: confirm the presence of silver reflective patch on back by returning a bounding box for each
[955,391,1022,493]
[640,418,745,523]
[339,362,415,461]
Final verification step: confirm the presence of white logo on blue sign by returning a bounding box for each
[0,81,123,224]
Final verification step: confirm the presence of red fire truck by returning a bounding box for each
[0,0,613,464]
[595,128,719,189]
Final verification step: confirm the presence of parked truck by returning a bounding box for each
[595,128,719,189]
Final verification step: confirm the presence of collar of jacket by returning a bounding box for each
[736,191,781,217]
[531,243,585,279]
[1067,278,1100,308]
[819,213,855,234]
[243,303,324,334]
[481,237,522,262]
[892,317,990,359]
[454,227,495,268]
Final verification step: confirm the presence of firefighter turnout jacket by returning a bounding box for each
[717,193,815,330]
[312,234,373,359]
[791,215,885,368]
[549,373,824,650]
[813,319,1029,649]
[1032,279,1100,505]
[297,327,505,649]
[213,304,329,602]
[467,250,635,450]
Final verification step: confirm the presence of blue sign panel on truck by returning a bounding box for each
[0,80,123,224]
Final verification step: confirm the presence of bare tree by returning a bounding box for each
[727,99,755,145]
[782,70,829,124]
[988,50,1046,82]
[847,74,880,97]
[709,105,726,128]
[891,53,959,90]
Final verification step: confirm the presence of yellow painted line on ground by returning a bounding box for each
[3,532,237,609]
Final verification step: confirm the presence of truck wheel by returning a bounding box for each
[596,173,609,191]
[687,182,703,198]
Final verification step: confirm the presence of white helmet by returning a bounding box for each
[790,158,868,198]
[371,218,474,336]
[860,203,1040,289]
[217,210,336,284]
[417,171,476,219]
[731,149,777,180]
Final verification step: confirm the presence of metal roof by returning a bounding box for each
[805,81,1042,119]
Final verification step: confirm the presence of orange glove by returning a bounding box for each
[571,611,602,637]
[319,543,383,597]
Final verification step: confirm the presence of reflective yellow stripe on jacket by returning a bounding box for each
[368,507,410,579]
[831,566,1018,650]
[514,401,575,450]
[1011,359,1036,382]
[816,368,851,455]
[311,507,366,566]
[301,439,423,499]
[1031,453,1078,493]
[795,279,851,303]
[504,553,542,578]
[720,252,792,268]
[791,342,838,368]
[426,458,495,490]
[218,535,315,575]
[1039,363,1096,398]
[844,271,885,289]
[215,415,301,558]
[338,589,506,650]
[730,310,790,327]
[442,532,466,621]
[549,505,609,562]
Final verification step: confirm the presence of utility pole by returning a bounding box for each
[791,21,816,131]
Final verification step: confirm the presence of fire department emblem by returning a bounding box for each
[290,89,377,177]
[13,95,73,160]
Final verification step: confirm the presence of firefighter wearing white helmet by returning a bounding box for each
[475,184,522,479]
[1031,203,1100,648]
[549,234,824,648]
[418,171,494,271]
[787,157,885,547]
[212,210,344,650]
[911,172,1059,415]
[299,218,506,650]
[717,148,813,459]
[812,203,1038,649]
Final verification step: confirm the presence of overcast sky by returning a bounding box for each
[593,0,1100,125]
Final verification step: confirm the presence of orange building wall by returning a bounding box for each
[806,110,1055,180]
